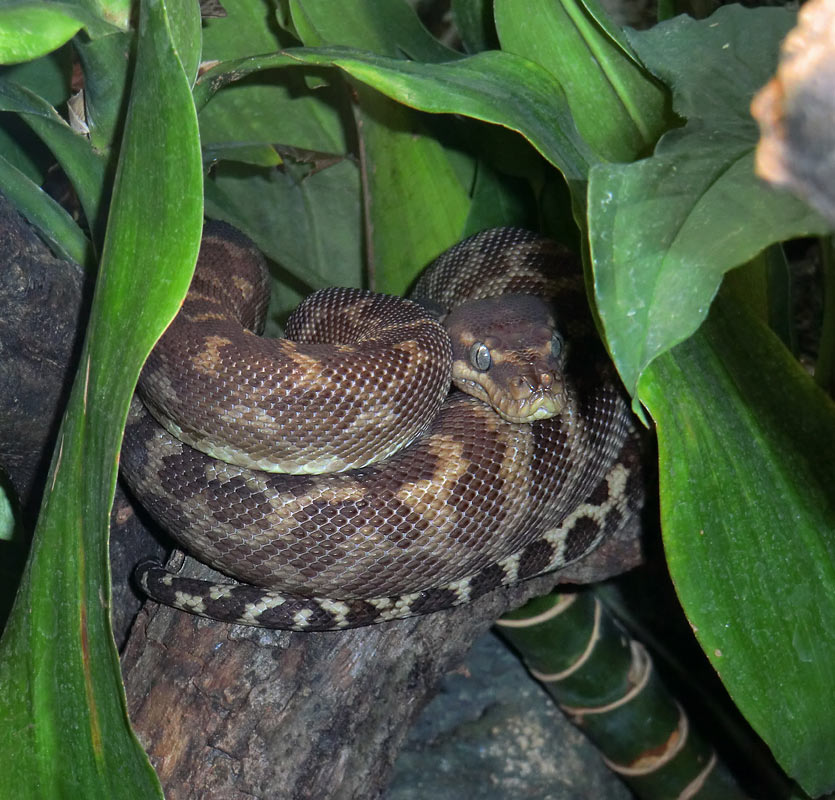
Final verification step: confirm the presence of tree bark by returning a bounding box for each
[0,195,86,532]
[0,195,644,799]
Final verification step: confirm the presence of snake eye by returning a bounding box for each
[470,341,492,371]
[551,331,565,359]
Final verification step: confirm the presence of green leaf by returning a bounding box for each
[196,47,596,190]
[451,0,499,54]
[463,159,537,235]
[723,245,795,351]
[289,0,455,61]
[639,295,835,796]
[0,46,72,106]
[74,31,135,153]
[0,78,107,241]
[0,2,123,64]
[198,0,348,168]
[0,0,203,796]
[204,157,363,302]
[165,0,201,86]
[0,5,82,64]
[0,49,73,184]
[202,0,285,59]
[0,152,91,264]
[588,6,831,399]
[0,483,16,543]
[77,0,131,30]
[199,74,350,169]
[284,0,472,293]
[494,0,668,162]
[354,87,472,295]
[314,48,595,189]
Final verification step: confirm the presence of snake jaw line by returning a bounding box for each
[452,373,566,423]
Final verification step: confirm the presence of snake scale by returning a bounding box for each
[120,224,643,631]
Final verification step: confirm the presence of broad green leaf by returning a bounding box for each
[165,0,201,86]
[0,2,122,64]
[308,48,594,190]
[494,0,668,162]
[198,74,349,168]
[463,160,537,235]
[723,245,795,351]
[354,86,471,295]
[0,78,107,242]
[74,31,133,153]
[195,47,596,189]
[289,0,455,62]
[0,46,72,106]
[639,295,835,796]
[0,0,203,796]
[202,0,285,59]
[286,0,471,294]
[199,0,347,167]
[0,6,82,64]
[451,0,499,53]
[204,157,363,303]
[77,0,131,30]
[0,152,91,264]
[0,46,73,190]
[589,6,831,399]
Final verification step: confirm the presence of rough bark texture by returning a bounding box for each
[120,512,642,800]
[0,196,87,532]
[121,564,559,800]
[0,195,645,799]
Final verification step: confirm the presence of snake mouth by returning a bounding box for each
[493,392,563,423]
[453,377,564,423]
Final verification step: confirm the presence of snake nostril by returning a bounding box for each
[539,372,553,389]
[511,375,541,400]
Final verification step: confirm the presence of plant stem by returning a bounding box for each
[496,591,751,799]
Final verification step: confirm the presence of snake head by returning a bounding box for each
[444,294,567,423]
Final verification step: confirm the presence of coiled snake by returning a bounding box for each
[121,224,643,630]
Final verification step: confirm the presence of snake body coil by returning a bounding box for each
[121,225,642,630]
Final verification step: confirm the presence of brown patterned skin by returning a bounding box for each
[138,226,451,474]
[121,225,641,630]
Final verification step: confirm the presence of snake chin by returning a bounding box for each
[502,395,563,423]
[451,376,564,423]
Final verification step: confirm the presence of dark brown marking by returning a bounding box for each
[561,515,599,562]
[517,539,557,580]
